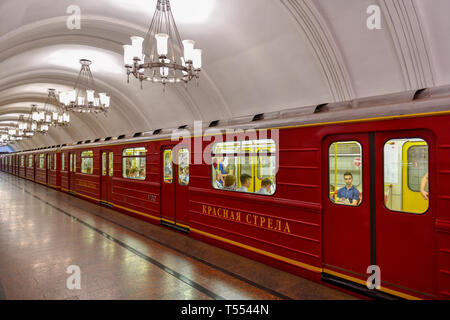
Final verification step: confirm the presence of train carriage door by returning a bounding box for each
[69,152,76,191]
[375,130,436,299]
[161,147,176,224]
[46,153,51,184]
[322,134,372,286]
[175,147,190,229]
[100,150,114,203]
[160,146,190,231]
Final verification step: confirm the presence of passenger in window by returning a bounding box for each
[237,174,252,192]
[337,172,360,206]
[180,166,189,185]
[226,164,236,176]
[420,173,429,200]
[257,178,273,195]
[329,185,336,203]
[214,156,226,187]
[223,174,236,191]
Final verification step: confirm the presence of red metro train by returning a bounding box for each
[2,92,450,300]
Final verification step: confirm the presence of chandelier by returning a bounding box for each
[0,123,33,144]
[59,59,111,113]
[25,105,50,134]
[123,0,203,89]
[30,89,70,127]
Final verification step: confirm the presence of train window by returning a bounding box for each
[81,151,94,174]
[39,154,45,169]
[163,150,173,184]
[28,155,33,168]
[47,154,51,170]
[178,149,189,186]
[109,152,114,177]
[102,152,107,176]
[61,153,65,171]
[70,154,73,172]
[328,141,363,206]
[384,138,429,215]
[54,154,57,170]
[20,155,24,167]
[122,147,146,180]
[211,140,277,196]
[74,154,77,172]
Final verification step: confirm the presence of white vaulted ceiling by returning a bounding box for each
[1,0,450,151]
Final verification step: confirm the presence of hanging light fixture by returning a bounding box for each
[123,0,203,90]
[40,89,71,126]
[59,59,110,113]
[46,89,70,126]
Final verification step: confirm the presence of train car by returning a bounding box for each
[6,94,450,300]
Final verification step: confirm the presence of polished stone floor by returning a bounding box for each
[0,172,356,300]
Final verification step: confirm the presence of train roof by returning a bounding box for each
[9,85,450,154]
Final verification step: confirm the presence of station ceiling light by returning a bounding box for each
[123,0,203,90]
[59,59,111,113]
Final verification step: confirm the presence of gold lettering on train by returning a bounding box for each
[201,205,291,234]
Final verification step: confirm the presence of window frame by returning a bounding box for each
[178,148,190,186]
[163,149,173,184]
[327,140,363,207]
[61,153,65,171]
[382,137,430,216]
[102,152,107,176]
[109,152,114,177]
[122,147,147,181]
[39,154,45,169]
[80,150,94,175]
[210,139,277,196]
[28,155,33,168]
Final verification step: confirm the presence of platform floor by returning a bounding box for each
[0,172,356,300]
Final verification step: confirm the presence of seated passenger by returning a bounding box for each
[329,185,336,203]
[257,178,273,195]
[214,157,226,188]
[226,164,236,177]
[180,167,189,185]
[223,174,236,191]
[237,174,252,192]
[337,172,360,206]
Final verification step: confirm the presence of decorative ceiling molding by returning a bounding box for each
[0,16,227,126]
[280,0,355,102]
[378,0,435,90]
